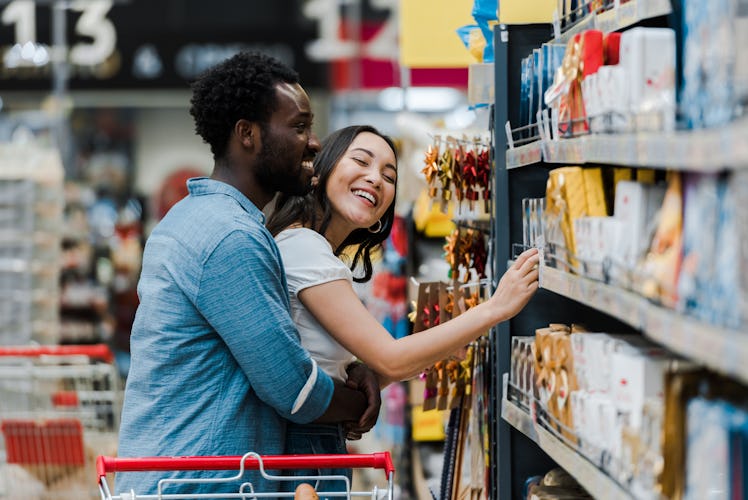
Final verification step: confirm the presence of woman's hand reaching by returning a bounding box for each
[490,248,540,321]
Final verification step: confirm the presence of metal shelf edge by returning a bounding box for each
[505,117,748,171]
[556,0,673,44]
[501,398,632,500]
[539,265,748,385]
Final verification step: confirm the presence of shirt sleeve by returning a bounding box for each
[277,229,353,295]
[196,228,333,424]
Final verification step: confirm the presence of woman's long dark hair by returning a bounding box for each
[266,125,398,283]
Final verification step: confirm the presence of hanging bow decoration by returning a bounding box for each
[437,148,454,213]
[462,149,478,205]
[461,344,474,405]
[472,232,488,279]
[421,144,440,198]
[443,229,460,280]
[476,147,491,212]
[407,300,418,323]
[444,290,455,319]
[452,144,465,205]
[464,290,481,310]
[458,229,475,283]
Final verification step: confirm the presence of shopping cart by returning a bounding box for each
[0,344,122,499]
[97,451,396,499]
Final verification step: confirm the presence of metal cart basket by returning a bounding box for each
[97,451,395,499]
[0,344,121,499]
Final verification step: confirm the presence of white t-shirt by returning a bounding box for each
[275,227,357,382]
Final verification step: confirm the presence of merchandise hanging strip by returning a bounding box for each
[453,220,491,234]
[408,277,491,294]
[446,278,491,293]
[427,133,491,150]
[444,227,489,284]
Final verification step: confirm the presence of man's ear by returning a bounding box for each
[234,119,260,150]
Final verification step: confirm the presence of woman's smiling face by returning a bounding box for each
[325,131,398,240]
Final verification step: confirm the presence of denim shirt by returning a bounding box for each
[115,178,334,496]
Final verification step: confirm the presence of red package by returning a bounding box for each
[604,32,622,65]
[581,30,604,78]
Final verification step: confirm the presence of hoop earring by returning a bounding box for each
[368,219,383,234]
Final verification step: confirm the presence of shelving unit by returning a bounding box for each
[556,0,672,43]
[488,1,748,498]
[539,264,748,386]
[501,396,632,500]
[506,141,543,169]
[506,117,748,171]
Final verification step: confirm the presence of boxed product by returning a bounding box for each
[612,180,667,278]
[711,170,748,329]
[510,335,536,405]
[682,0,741,128]
[636,172,683,307]
[677,174,721,323]
[610,346,671,431]
[619,27,676,132]
[545,167,608,271]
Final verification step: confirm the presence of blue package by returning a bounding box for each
[681,0,737,128]
[532,49,542,128]
[527,55,536,134]
[520,57,530,136]
[472,0,498,63]
[677,173,720,324]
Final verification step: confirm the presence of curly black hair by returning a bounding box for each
[266,125,398,283]
[189,51,299,159]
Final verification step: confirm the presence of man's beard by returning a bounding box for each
[256,128,313,197]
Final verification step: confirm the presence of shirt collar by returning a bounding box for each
[187,177,266,224]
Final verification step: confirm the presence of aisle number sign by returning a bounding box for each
[0,0,331,90]
[303,0,399,62]
[2,0,116,68]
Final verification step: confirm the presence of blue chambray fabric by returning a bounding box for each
[115,177,334,497]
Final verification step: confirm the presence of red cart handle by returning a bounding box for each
[97,452,395,480]
[0,344,114,363]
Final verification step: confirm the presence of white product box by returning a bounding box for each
[468,63,495,106]
[613,181,667,272]
[619,27,676,132]
[610,347,670,431]
[582,65,632,133]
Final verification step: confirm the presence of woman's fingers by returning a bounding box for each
[513,247,538,269]
[519,252,540,274]
[525,268,539,285]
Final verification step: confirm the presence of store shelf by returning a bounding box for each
[506,141,543,169]
[557,0,672,43]
[501,398,632,500]
[539,264,748,385]
[506,117,748,170]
